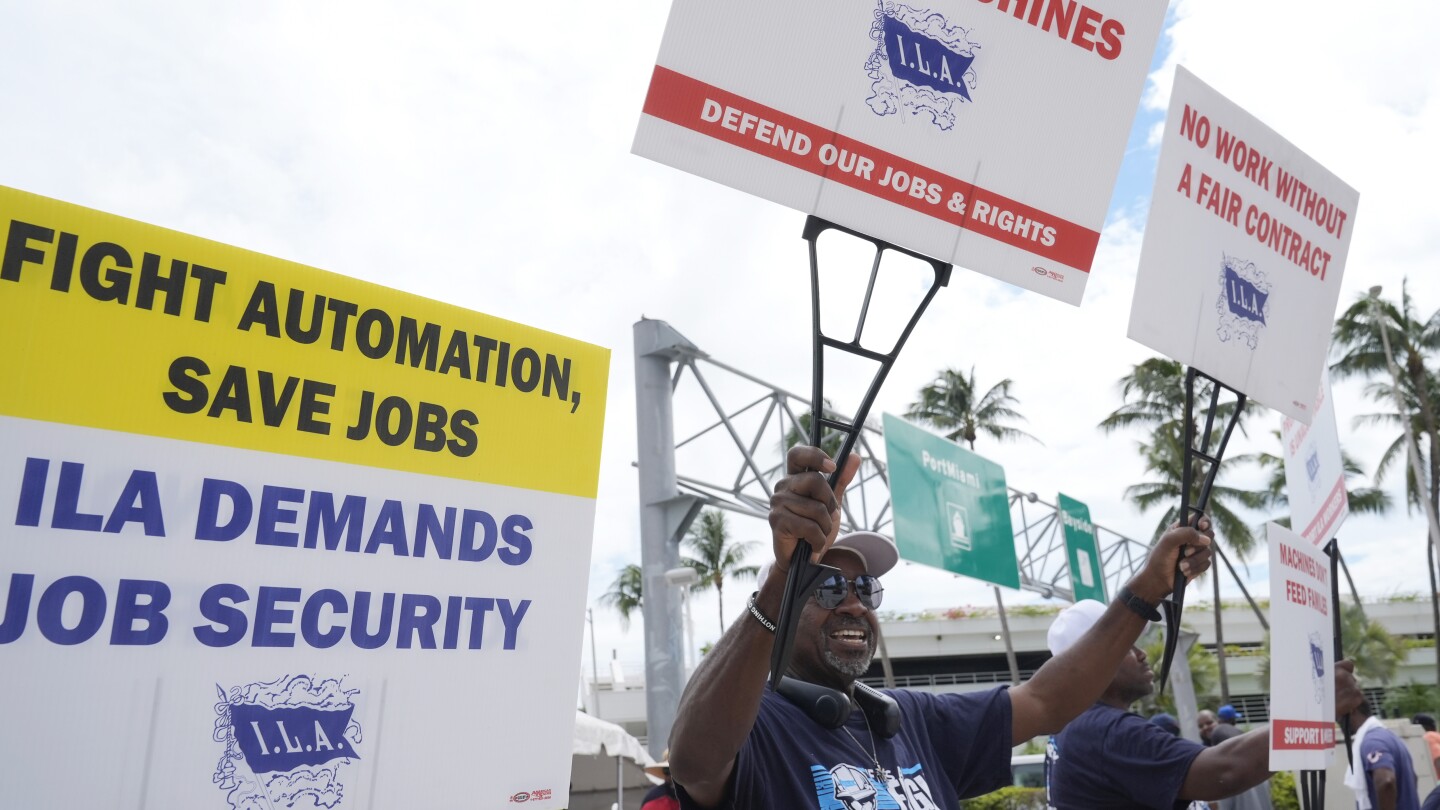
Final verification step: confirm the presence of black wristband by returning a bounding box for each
[1118,585,1162,622]
[748,592,777,633]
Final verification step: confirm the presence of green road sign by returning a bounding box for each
[883,413,1019,589]
[1058,493,1106,602]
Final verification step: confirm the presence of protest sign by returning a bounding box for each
[0,185,610,809]
[1283,369,1349,545]
[1128,66,1358,423]
[634,0,1166,305]
[1058,493,1105,602]
[1267,522,1336,771]
[884,413,1019,589]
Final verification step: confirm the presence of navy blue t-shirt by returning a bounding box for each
[1048,702,1206,810]
[1360,726,1421,810]
[678,685,1012,809]
[1420,782,1440,810]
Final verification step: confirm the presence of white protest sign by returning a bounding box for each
[0,186,610,810]
[633,0,1166,305]
[1283,369,1349,545]
[1267,522,1337,771]
[1128,67,1358,423]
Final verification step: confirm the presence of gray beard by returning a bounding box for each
[823,647,875,678]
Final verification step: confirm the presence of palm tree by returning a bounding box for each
[1332,282,1440,687]
[905,366,1041,450]
[1100,357,1267,702]
[1331,281,1440,514]
[1352,373,1440,513]
[598,564,644,630]
[683,509,760,634]
[1101,359,1266,555]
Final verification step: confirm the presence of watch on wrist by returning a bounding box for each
[1118,585,1162,622]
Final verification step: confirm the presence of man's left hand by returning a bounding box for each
[1128,516,1215,604]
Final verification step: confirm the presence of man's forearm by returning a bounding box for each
[1375,771,1398,810]
[1181,728,1272,801]
[1013,602,1149,736]
[667,581,783,807]
[1010,580,1159,740]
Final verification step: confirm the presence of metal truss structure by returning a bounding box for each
[634,317,1153,754]
[649,318,1152,598]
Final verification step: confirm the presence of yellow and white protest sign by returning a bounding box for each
[0,185,609,809]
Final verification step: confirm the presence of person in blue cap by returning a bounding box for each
[1207,705,1272,810]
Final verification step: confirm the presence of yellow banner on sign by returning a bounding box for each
[0,186,609,498]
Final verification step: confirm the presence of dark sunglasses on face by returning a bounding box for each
[813,573,884,610]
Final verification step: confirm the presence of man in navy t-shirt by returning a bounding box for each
[667,446,1219,810]
[1044,600,1360,809]
[1344,699,1420,810]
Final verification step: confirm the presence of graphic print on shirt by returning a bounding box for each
[810,761,940,810]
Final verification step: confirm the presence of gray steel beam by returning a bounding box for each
[633,318,697,758]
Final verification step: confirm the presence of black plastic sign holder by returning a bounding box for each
[768,216,952,690]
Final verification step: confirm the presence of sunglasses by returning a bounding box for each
[813,573,884,610]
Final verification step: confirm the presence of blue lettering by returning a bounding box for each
[499,514,533,565]
[253,586,300,647]
[414,504,455,559]
[363,500,409,556]
[110,578,171,645]
[396,593,441,649]
[458,509,497,562]
[498,598,531,650]
[52,462,103,532]
[0,573,36,643]
[350,590,394,649]
[14,457,48,527]
[196,478,253,542]
[103,470,165,536]
[194,583,249,646]
[300,589,347,648]
[882,15,973,100]
[442,594,463,649]
[303,491,365,552]
[465,596,494,649]
[256,485,304,547]
[37,575,106,644]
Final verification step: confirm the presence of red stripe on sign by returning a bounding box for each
[641,66,1099,271]
[1272,720,1336,750]
[1301,477,1348,545]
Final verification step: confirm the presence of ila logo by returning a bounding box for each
[213,674,363,809]
[865,2,980,131]
[1215,255,1270,350]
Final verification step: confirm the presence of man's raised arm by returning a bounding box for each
[667,447,859,809]
[1010,520,1213,741]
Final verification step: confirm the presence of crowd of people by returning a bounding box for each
[648,445,1440,810]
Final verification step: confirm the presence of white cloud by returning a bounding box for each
[3,0,1437,673]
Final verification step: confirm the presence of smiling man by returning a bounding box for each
[667,446,1217,810]
[1045,600,1362,809]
